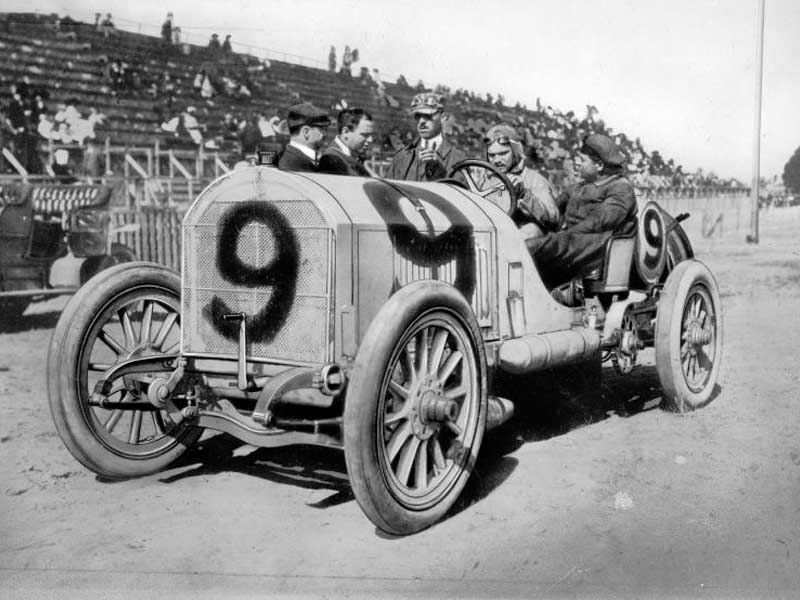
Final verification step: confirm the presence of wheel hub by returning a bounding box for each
[408,376,459,440]
[686,319,713,347]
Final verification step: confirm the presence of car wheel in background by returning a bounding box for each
[655,260,723,412]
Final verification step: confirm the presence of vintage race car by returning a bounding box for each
[0,181,136,319]
[47,161,722,535]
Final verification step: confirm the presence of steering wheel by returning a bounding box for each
[447,159,520,217]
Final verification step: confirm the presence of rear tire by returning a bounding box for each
[655,260,722,412]
[48,261,201,478]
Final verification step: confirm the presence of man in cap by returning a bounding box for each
[385,92,465,182]
[527,133,637,288]
[277,102,331,172]
[478,124,560,239]
[318,108,374,176]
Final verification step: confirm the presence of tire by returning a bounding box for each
[663,222,694,279]
[110,242,137,263]
[48,261,201,479]
[344,280,487,535]
[655,260,722,412]
[79,243,137,285]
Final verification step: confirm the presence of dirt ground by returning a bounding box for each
[2,208,800,599]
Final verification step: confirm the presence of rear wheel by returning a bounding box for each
[48,262,201,478]
[344,281,487,535]
[655,260,722,412]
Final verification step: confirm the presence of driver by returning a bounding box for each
[385,92,466,182]
[527,133,637,288]
[477,124,560,240]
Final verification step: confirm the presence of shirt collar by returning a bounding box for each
[289,140,317,161]
[334,136,351,157]
[419,134,443,151]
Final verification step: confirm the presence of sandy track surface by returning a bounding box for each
[2,210,800,598]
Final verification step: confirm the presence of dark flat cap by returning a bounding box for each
[287,102,331,129]
[581,133,626,167]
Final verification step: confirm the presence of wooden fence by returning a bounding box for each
[110,207,184,272]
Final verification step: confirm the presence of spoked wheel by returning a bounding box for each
[655,260,722,412]
[48,262,201,479]
[344,281,487,535]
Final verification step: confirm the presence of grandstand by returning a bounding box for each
[0,10,745,203]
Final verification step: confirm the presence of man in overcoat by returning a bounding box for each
[277,102,330,172]
[385,92,465,182]
[527,133,638,288]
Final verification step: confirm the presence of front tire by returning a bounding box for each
[48,261,201,478]
[655,260,722,412]
[344,281,487,535]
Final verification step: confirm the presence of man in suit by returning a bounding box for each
[318,108,374,176]
[277,102,331,172]
[385,92,466,182]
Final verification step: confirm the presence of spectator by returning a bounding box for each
[328,46,336,72]
[52,148,77,183]
[222,34,232,53]
[100,13,115,38]
[192,70,204,94]
[200,73,215,99]
[7,92,27,134]
[161,12,173,47]
[36,114,55,140]
[238,116,264,155]
[340,45,352,76]
[208,33,221,56]
[82,141,102,182]
[220,113,239,141]
[108,60,125,94]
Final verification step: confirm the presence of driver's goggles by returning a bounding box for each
[484,135,513,146]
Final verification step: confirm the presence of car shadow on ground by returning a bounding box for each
[151,361,669,534]
[433,362,666,530]
[0,310,63,333]
[158,435,354,508]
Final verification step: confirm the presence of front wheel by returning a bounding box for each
[344,281,487,535]
[655,260,722,412]
[48,261,201,478]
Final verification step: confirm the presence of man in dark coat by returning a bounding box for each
[385,92,466,181]
[527,134,638,288]
[277,102,330,172]
[318,108,374,176]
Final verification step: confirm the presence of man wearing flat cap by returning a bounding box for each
[385,92,466,182]
[478,123,560,239]
[527,133,638,288]
[277,102,331,172]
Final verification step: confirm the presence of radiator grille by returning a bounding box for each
[182,198,332,364]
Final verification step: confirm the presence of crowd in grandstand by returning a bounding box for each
[0,10,746,196]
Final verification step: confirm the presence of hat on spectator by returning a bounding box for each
[409,92,444,115]
[581,133,625,167]
[287,102,331,129]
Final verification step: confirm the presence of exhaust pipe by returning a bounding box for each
[498,329,601,374]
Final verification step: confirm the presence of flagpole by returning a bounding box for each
[747,0,765,244]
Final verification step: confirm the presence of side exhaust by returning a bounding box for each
[498,329,601,374]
